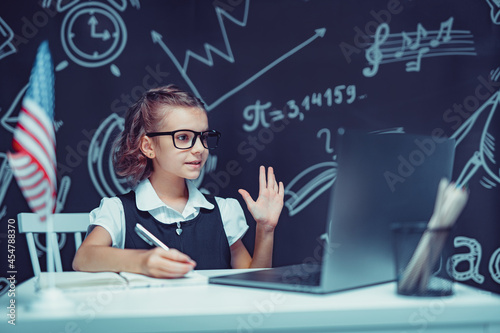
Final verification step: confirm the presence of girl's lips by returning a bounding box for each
[185,160,202,167]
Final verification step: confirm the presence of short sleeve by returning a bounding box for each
[215,197,249,246]
[89,197,125,248]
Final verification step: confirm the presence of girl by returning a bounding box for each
[73,85,284,278]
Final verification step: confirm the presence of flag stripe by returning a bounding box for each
[19,171,44,190]
[8,153,49,197]
[9,156,53,214]
[15,122,56,171]
[7,154,35,173]
[7,153,46,189]
[23,98,55,143]
[12,135,56,190]
[20,179,46,199]
[31,181,54,210]
[31,201,47,214]
[19,108,56,155]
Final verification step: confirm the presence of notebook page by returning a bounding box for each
[119,271,208,288]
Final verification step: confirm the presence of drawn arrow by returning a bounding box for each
[151,27,326,111]
[151,31,204,106]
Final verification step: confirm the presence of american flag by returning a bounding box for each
[7,41,57,221]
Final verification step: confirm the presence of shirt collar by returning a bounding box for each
[135,178,214,213]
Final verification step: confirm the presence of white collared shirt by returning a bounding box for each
[88,179,249,249]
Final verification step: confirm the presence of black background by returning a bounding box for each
[1,0,499,294]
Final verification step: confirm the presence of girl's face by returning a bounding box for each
[150,107,210,181]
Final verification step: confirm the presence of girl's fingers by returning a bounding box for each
[238,189,255,206]
[160,248,196,266]
[259,165,267,192]
[155,261,194,278]
[273,171,281,193]
[267,166,277,190]
[145,248,196,278]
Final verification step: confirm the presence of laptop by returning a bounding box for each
[209,129,456,293]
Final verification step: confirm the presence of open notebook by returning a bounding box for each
[37,271,208,291]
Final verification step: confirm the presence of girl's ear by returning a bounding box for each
[140,135,155,159]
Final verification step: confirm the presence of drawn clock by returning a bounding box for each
[60,1,127,75]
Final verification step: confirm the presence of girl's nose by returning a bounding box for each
[191,135,206,153]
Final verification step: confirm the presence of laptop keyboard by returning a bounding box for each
[274,263,322,286]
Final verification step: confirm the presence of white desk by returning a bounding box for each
[1,270,500,333]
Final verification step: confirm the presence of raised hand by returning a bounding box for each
[238,166,284,231]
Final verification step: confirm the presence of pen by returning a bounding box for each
[135,223,170,252]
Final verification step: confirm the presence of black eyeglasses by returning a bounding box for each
[146,129,221,150]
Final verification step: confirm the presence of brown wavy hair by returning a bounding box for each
[113,85,206,186]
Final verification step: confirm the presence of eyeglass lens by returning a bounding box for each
[174,131,219,149]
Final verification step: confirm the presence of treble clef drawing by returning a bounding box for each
[363,23,389,78]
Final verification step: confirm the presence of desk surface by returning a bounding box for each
[2,269,500,333]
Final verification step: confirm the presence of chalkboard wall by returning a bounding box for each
[1,0,499,294]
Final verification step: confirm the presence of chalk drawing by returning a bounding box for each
[151,0,326,111]
[363,18,476,77]
[60,1,128,76]
[0,17,16,61]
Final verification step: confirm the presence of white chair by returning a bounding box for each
[18,213,90,277]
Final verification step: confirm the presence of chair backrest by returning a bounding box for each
[18,213,90,277]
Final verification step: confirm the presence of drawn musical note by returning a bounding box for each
[406,46,429,72]
[430,17,453,47]
[363,23,389,78]
[362,17,474,76]
[395,32,412,58]
[409,23,428,50]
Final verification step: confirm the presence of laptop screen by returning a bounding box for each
[320,129,456,292]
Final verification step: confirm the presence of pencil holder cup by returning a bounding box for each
[392,222,454,297]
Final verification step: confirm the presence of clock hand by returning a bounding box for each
[88,16,110,41]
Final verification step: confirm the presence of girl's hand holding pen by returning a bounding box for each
[238,166,285,231]
[140,247,196,278]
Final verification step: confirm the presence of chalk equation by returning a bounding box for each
[242,84,357,132]
[363,17,476,77]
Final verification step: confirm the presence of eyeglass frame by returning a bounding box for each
[145,129,221,150]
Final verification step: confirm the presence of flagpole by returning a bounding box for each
[45,188,55,289]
